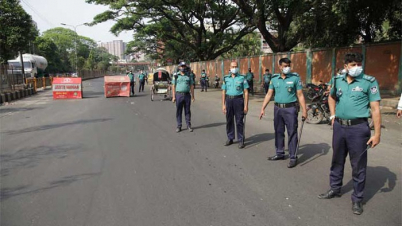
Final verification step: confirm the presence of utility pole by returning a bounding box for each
[61,23,86,76]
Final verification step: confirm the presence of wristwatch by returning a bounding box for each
[329,115,336,120]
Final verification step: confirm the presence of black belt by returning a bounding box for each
[275,102,297,108]
[226,95,243,99]
[176,92,190,95]
[335,118,368,126]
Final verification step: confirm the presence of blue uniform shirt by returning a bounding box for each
[138,73,146,80]
[330,73,381,120]
[222,73,249,96]
[172,73,194,92]
[201,72,207,80]
[263,73,272,84]
[269,73,303,104]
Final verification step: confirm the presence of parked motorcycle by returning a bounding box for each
[306,83,327,101]
[214,76,220,88]
[307,92,330,124]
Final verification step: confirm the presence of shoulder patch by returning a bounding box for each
[363,74,376,82]
[272,73,280,78]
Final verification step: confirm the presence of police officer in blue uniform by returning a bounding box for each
[259,58,307,168]
[261,69,272,94]
[222,61,249,149]
[172,62,195,133]
[318,53,382,215]
[200,70,208,92]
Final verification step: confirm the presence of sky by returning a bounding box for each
[20,0,134,43]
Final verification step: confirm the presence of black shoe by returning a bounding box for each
[268,155,285,161]
[224,140,233,146]
[238,143,245,149]
[287,159,298,168]
[188,127,193,132]
[176,128,181,133]
[201,90,204,92]
[352,202,363,215]
[318,189,341,199]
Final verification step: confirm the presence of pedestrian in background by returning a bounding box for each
[245,68,254,95]
[261,69,272,94]
[259,58,307,168]
[127,70,135,96]
[190,70,196,89]
[138,70,146,92]
[222,61,249,149]
[200,70,208,92]
[318,52,382,215]
[172,62,195,132]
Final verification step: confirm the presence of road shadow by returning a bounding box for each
[342,166,397,204]
[0,144,84,177]
[2,118,112,135]
[298,143,331,166]
[0,172,100,201]
[244,133,275,148]
[193,122,226,130]
[0,107,43,114]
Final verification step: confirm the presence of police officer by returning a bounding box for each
[127,70,135,96]
[222,61,249,149]
[245,68,254,95]
[172,62,195,132]
[261,69,272,94]
[190,70,196,89]
[200,70,208,92]
[259,58,307,168]
[318,53,381,215]
[138,70,146,92]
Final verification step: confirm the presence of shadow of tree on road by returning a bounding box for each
[342,166,397,204]
[0,172,101,201]
[0,144,85,177]
[2,118,112,135]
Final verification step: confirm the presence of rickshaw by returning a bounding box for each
[151,68,172,101]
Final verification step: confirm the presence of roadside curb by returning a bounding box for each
[0,88,36,106]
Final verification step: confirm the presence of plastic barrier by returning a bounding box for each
[52,77,82,99]
[104,76,130,98]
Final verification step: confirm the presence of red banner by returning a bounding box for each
[52,77,82,99]
[104,76,130,97]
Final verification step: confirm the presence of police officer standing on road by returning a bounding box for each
[172,62,195,133]
[127,70,135,96]
[200,70,208,92]
[190,70,196,89]
[259,58,307,168]
[318,53,382,215]
[261,69,272,94]
[245,68,254,95]
[222,61,249,149]
[138,70,146,92]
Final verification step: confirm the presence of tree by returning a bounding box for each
[87,0,255,61]
[222,32,263,58]
[34,37,63,73]
[0,0,38,63]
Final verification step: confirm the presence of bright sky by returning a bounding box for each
[20,0,134,43]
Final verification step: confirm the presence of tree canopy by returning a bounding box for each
[0,0,38,63]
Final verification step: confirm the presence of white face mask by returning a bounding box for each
[282,66,291,75]
[230,68,239,74]
[348,66,363,77]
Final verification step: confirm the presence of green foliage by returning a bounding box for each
[87,0,256,61]
[222,32,263,58]
[0,0,38,63]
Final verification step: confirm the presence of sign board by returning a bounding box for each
[104,76,130,97]
[52,77,82,99]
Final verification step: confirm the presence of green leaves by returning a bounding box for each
[0,0,38,63]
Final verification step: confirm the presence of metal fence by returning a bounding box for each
[163,41,402,95]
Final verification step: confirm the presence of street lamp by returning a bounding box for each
[61,23,86,75]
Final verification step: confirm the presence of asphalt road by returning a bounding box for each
[1,77,401,226]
